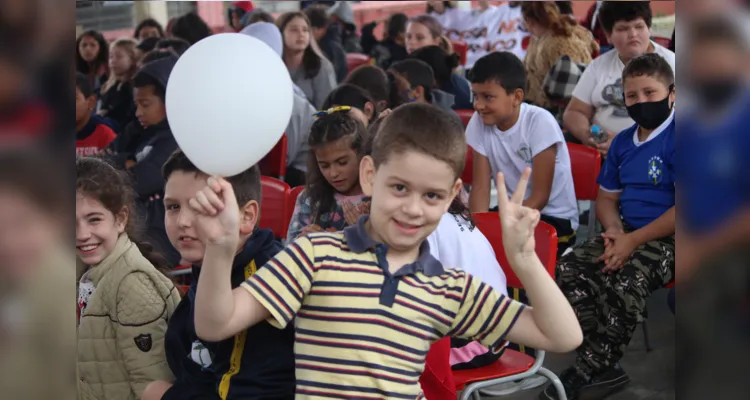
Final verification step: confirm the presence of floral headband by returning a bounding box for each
[314,105,351,118]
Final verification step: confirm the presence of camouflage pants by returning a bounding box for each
[557,235,675,376]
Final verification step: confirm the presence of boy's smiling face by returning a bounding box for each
[471,80,523,129]
[359,150,460,254]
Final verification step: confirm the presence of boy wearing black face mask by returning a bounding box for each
[539,52,675,400]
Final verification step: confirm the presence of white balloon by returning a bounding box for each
[166,33,293,177]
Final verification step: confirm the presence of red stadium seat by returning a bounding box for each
[260,176,291,239]
[652,36,672,49]
[461,146,474,186]
[450,40,468,66]
[346,53,372,75]
[287,185,305,227]
[455,109,474,127]
[567,142,602,238]
[258,134,288,180]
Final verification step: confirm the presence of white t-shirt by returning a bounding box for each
[427,213,507,295]
[466,104,579,229]
[571,41,676,135]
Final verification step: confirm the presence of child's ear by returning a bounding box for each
[364,102,375,121]
[86,95,96,111]
[414,86,425,102]
[238,200,260,236]
[512,88,524,107]
[115,206,129,234]
[359,156,376,197]
[444,178,463,213]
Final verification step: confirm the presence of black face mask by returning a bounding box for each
[626,87,674,130]
[692,78,741,111]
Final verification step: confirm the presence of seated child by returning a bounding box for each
[286,108,370,241]
[76,157,179,399]
[141,150,295,400]
[467,51,579,256]
[76,72,116,157]
[322,84,379,127]
[106,56,181,266]
[192,103,582,399]
[541,53,675,400]
[345,64,410,111]
[389,59,463,125]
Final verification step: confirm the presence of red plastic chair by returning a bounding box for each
[287,186,305,227]
[420,337,456,399]
[346,53,371,75]
[451,40,468,66]
[260,176,291,239]
[567,142,601,239]
[258,134,288,180]
[455,109,474,127]
[652,36,672,49]
[461,146,474,187]
[454,212,566,400]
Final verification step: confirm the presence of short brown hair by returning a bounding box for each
[162,149,262,207]
[521,1,577,36]
[371,103,466,179]
[622,52,674,87]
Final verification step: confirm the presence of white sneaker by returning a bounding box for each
[478,375,549,396]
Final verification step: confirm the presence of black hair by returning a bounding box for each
[306,111,368,225]
[303,5,329,29]
[170,12,212,45]
[76,30,108,76]
[245,9,275,25]
[386,13,409,40]
[76,72,94,99]
[408,45,459,87]
[132,71,166,102]
[688,15,748,52]
[137,36,161,53]
[426,1,455,13]
[390,59,436,102]
[345,65,390,111]
[134,18,165,39]
[322,84,377,122]
[622,53,674,86]
[141,49,179,65]
[155,38,191,56]
[162,149,263,208]
[77,157,170,271]
[277,11,324,79]
[469,51,526,94]
[555,1,574,15]
[597,1,652,34]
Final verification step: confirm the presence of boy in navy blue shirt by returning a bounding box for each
[141,150,294,400]
[542,53,676,400]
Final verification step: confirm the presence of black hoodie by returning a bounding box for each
[164,229,295,399]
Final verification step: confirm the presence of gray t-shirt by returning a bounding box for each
[290,57,337,109]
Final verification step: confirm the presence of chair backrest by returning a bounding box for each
[260,176,291,239]
[567,142,601,201]
[450,40,468,66]
[258,134,288,179]
[287,185,305,227]
[455,109,474,127]
[472,212,558,287]
[461,145,474,186]
[346,53,371,74]
[652,36,672,49]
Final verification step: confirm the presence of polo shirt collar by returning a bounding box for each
[343,215,445,277]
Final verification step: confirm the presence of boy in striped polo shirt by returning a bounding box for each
[190,103,582,398]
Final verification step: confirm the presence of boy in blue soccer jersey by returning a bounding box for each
[541,53,676,400]
[189,103,582,399]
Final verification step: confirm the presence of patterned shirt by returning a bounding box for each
[242,217,525,399]
[286,189,367,242]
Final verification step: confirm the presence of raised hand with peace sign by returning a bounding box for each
[495,168,541,265]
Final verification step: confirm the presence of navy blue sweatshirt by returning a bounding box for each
[164,229,296,399]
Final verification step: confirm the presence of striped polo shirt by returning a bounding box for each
[242,217,525,399]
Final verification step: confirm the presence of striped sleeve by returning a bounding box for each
[241,236,316,329]
[446,274,526,350]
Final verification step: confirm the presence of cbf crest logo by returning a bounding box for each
[648,156,664,184]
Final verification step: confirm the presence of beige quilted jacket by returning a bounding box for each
[77,235,180,400]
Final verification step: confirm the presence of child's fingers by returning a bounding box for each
[201,187,225,211]
[194,191,218,215]
[188,197,209,214]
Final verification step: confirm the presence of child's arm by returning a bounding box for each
[595,142,625,233]
[451,170,582,352]
[191,177,314,341]
[286,190,314,242]
[129,136,178,198]
[524,145,556,210]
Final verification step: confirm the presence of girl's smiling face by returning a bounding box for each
[79,35,100,62]
[283,16,311,52]
[314,137,361,196]
[75,192,127,266]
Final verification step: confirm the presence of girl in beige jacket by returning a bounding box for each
[76,157,180,400]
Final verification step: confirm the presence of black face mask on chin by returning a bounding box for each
[692,78,741,111]
[626,84,675,130]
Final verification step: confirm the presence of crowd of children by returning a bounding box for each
[76,1,678,399]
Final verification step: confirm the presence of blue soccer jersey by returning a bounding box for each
[597,112,675,229]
